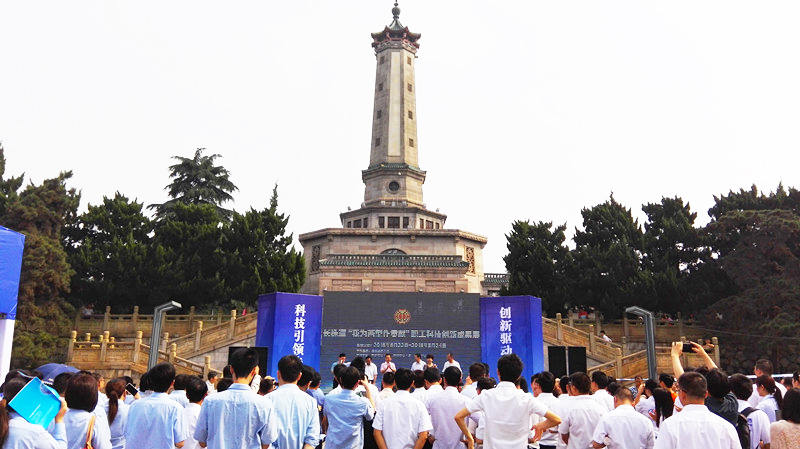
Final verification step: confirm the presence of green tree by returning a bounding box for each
[0,146,79,367]
[150,148,238,220]
[153,202,226,310]
[501,220,571,315]
[222,186,305,308]
[570,195,653,318]
[642,197,705,312]
[65,193,168,312]
[708,183,800,220]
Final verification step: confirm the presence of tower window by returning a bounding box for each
[407,83,413,92]
[375,138,380,147]
[409,138,414,147]
[379,216,385,228]
[403,217,409,228]
[364,218,369,228]
[407,56,412,65]
[408,111,413,119]
[426,220,433,229]
[347,221,352,228]
[353,219,362,228]
[377,110,382,119]
[380,55,385,64]
[419,218,424,228]
[388,181,400,192]
[388,217,400,229]
[378,83,383,91]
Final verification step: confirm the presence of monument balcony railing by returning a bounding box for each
[320,254,468,267]
[481,273,509,284]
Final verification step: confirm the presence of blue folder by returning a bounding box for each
[8,377,61,427]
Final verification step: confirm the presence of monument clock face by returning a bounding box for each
[388,181,400,192]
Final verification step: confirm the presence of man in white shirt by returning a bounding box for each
[456,353,561,449]
[374,368,433,449]
[184,377,208,449]
[730,374,771,449]
[748,359,787,407]
[426,366,470,449]
[652,372,741,449]
[442,353,461,372]
[531,371,561,449]
[381,354,397,375]
[411,354,426,372]
[600,330,612,342]
[423,368,444,408]
[590,372,614,412]
[206,371,218,395]
[559,372,607,449]
[461,363,487,400]
[590,388,654,449]
[380,372,396,400]
[365,356,379,384]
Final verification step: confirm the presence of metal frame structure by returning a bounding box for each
[625,306,657,380]
[148,301,182,370]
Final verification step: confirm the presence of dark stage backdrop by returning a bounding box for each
[321,292,481,387]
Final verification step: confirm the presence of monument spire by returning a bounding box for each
[361,3,427,211]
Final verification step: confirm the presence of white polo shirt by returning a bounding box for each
[593,389,615,412]
[756,395,779,423]
[465,381,549,449]
[411,361,426,372]
[652,403,740,449]
[427,386,471,449]
[533,392,561,447]
[737,399,771,449]
[591,404,655,449]
[373,390,433,449]
[365,362,379,382]
[558,395,607,449]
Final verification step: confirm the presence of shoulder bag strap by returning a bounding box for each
[85,414,96,449]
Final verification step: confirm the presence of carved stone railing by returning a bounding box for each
[73,306,231,338]
[165,311,258,359]
[542,314,625,363]
[67,330,216,378]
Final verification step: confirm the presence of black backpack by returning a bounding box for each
[736,407,755,449]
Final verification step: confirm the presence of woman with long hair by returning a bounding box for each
[64,373,112,449]
[771,388,800,448]
[756,374,784,423]
[650,387,674,433]
[0,376,68,448]
[105,378,130,449]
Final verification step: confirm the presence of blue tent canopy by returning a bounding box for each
[0,226,25,320]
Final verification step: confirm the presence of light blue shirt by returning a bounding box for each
[5,413,67,449]
[124,392,189,449]
[64,409,112,449]
[169,390,189,408]
[104,400,130,449]
[194,383,277,449]
[322,389,374,449]
[270,383,320,449]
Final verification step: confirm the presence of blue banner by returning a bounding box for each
[0,226,25,320]
[480,296,544,385]
[256,292,323,377]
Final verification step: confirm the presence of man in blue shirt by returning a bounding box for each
[125,362,189,449]
[322,366,375,449]
[194,347,278,449]
[270,355,320,449]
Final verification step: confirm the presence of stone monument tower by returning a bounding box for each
[299,4,494,295]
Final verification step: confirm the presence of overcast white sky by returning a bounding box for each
[1,1,799,273]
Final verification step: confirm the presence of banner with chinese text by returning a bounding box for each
[479,296,544,384]
[256,292,323,378]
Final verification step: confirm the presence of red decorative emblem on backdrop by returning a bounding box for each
[394,309,411,324]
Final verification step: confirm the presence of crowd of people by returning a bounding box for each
[2,343,800,449]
